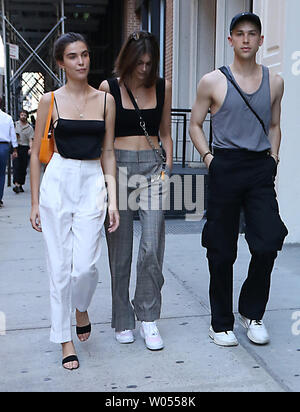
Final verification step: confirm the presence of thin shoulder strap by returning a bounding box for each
[53,95,59,118]
[219,66,267,135]
[103,92,107,120]
[124,83,166,163]
[52,94,60,127]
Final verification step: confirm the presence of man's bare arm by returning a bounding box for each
[269,74,284,163]
[189,74,214,168]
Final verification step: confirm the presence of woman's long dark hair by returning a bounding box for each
[114,31,160,88]
[53,32,88,62]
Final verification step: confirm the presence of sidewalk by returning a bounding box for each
[0,179,299,392]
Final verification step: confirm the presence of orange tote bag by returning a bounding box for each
[39,92,54,164]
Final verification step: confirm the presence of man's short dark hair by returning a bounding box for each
[20,109,29,117]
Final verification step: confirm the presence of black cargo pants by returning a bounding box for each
[202,149,288,332]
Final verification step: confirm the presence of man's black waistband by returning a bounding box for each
[213,148,270,158]
[0,141,10,144]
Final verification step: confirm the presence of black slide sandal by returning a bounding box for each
[62,355,79,370]
[76,323,91,338]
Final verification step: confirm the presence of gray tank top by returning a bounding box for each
[211,65,271,152]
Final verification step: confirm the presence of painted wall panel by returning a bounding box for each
[253,0,286,74]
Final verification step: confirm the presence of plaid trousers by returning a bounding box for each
[105,149,170,331]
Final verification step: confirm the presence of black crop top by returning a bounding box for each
[107,78,165,137]
[53,94,106,160]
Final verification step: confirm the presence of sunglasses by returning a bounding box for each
[129,31,154,41]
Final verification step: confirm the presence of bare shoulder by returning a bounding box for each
[99,80,110,93]
[164,78,172,91]
[38,91,55,111]
[270,72,284,97]
[40,91,53,105]
[199,70,224,90]
[105,91,115,107]
[90,87,115,107]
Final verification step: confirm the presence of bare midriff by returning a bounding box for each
[114,135,159,151]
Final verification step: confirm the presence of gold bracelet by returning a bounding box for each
[202,151,212,162]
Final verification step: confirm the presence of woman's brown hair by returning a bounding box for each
[53,32,89,62]
[114,31,160,88]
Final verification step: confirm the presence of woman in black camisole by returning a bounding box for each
[30,33,119,370]
[100,31,173,351]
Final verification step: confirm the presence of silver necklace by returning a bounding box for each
[65,86,88,118]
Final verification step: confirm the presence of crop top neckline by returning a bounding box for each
[115,80,158,111]
[52,93,107,160]
[52,93,107,127]
[53,118,105,127]
[107,77,165,138]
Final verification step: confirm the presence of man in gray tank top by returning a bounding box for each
[189,12,288,347]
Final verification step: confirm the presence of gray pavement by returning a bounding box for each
[0,178,300,393]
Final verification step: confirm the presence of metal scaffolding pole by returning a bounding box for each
[1,0,8,113]
[1,0,67,187]
[61,0,66,84]
[2,0,67,103]
[9,17,66,86]
[1,0,11,187]
[4,16,62,86]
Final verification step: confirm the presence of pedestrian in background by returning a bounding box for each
[13,109,34,194]
[30,114,36,129]
[189,13,288,347]
[30,32,119,370]
[100,30,173,351]
[0,95,18,208]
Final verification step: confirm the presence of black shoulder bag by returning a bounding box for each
[124,84,167,175]
[219,66,267,135]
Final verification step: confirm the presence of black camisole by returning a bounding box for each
[107,78,165,138]
[53,93,106,160]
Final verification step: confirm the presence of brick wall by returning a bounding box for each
[165,0,173,82]
[123,0,141,40]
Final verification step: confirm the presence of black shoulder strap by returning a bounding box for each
[52,95,59,127]
[219,66,267,135]
[124,83,166,163]
[124,83,142,118]
[53,95,59,117]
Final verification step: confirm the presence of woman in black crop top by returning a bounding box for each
[30,32,119,370]
[99,31,173,351]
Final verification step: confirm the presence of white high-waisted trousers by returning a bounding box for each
[39,153,107,343]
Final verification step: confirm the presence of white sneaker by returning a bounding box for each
[239,315,270,345]
[209,326,239,347]
[115,329,135,344]
[140,321,164,351]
